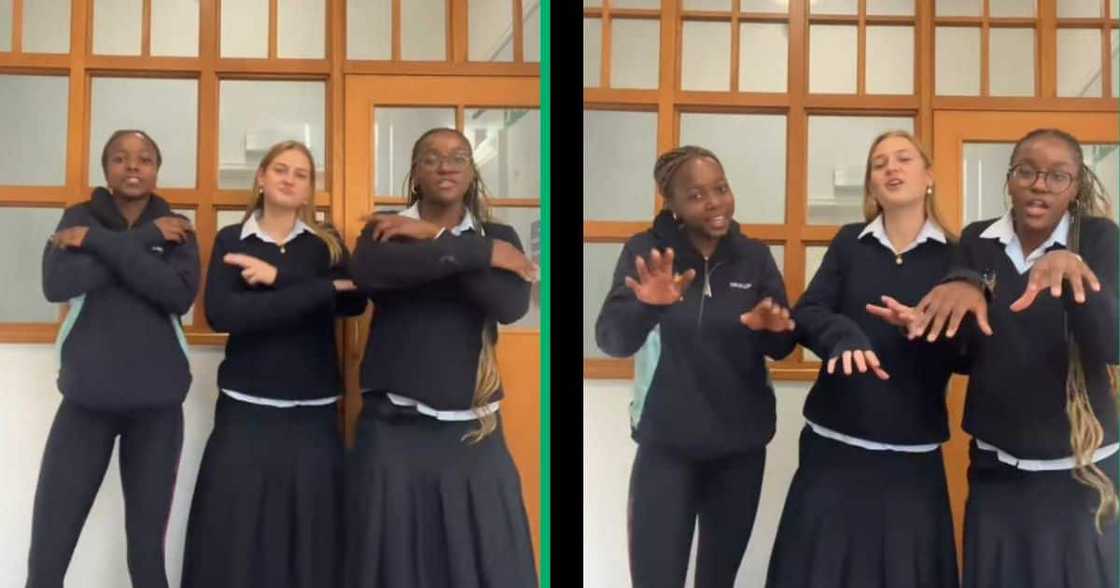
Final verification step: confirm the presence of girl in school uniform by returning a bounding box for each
[180,140,366,588]
[30,129,200,588]
[596,145,797,588]
[345,127,539,587]
[766,130,961,588]
[883,128,1119,587]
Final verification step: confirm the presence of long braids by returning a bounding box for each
[1012,129,1117,531]
[404,128,501,443]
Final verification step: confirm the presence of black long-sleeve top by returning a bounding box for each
[793,222,966,445]
[205,220,367,401]
[949,215,1118,459]
[348,219,530,410]
[42,188,200,410]
[595,210,797,456]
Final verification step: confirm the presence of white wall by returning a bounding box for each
[583,379,812,588]
[0,344,225,588]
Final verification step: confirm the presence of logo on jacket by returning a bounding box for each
[729,282,752,290]
[151,245,165,254]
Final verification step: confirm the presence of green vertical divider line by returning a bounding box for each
[540,1,551,586]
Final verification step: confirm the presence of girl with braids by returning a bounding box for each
[345,127,538,587]
[766,131,962,588]
[30,130,199,588]
[595,145,797,588]
[875,128,1119,587]
[181,140,366,588]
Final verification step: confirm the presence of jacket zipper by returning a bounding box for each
[697,258,723,328]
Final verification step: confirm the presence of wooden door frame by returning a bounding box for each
[932,109,1120,564]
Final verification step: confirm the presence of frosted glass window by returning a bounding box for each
[490,206,541,329]
[403,0,447,60]
[810,25,857,94]
[470,0,514,62]
[802,245,830,360]
[347,0,391,60]
[679,113,787,224]
[89,78,199,189]
[937,0,981,16]
[584,243,624,358]
[740,23,788,92]
[171,208,197,327]
[682,21,730,91]
[221,0,267,58]
[807,116,914,225]
[219,81,326,190]
[990,28,1035,96]
[584,18,603,87]
[151,0,200,57]
[0,0,11,52]
[1086,144,1120,225]
[962,143,1015,225]
[990,0,1035,17]
[217,209,247,231]
[0,75,69,186]
[524,1,540,62]
[614,0,660,7]
[866,26,915,95]
[373,107,456,197]
[742,0,789,11]
[278,0,325,59]
[685,0,732,9]
[0,208,64,322]
[868,0,914,15]
[1058,0,1101,18]
[811,0,857,14]
[611,19,660,89]
[93,0,142,56]
[1113,30,1119,98]
[769,245,785,278]
[1057,29,1103,97]
[584,110,658,221]
[585,0,601,6]
[466,109,539,199]
[936,27,981,95]
[23,0,70,54]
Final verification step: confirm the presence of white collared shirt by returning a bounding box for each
[372,203,499,421]
[223,212,338,408]
[240,211,311,245]
[978,211,1070,274]
[398,202,484,238]
[806,419,941,453]
[858,214,947,256]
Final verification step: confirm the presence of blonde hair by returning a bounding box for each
[405,128,500,443]
[862,130,956,240]
[1011,128,1118,531]
[244,140,343,266]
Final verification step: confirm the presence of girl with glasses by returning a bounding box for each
[874,128,1119,587]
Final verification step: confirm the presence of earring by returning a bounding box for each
[257,186,264,196]
[926,185,933,196]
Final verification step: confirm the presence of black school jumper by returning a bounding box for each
[596,210,796,588]
[947,215,1119,588]
[180,219,366,588]
[28,188,199,588]
[344,217,538,588]
[766,221,963,588]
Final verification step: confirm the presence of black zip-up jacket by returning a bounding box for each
[595,210,796,456]
[349,218,530,410]
[42,188,200,410]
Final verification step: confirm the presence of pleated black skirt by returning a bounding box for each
[766,426,959,588]
[345,393,538,588]
[181,393,344,588]
[962,441,1119,588]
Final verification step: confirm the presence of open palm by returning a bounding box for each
[625,248,696,306]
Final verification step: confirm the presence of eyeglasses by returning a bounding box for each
[1007,163,1075,193]
[416,153,472,171]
